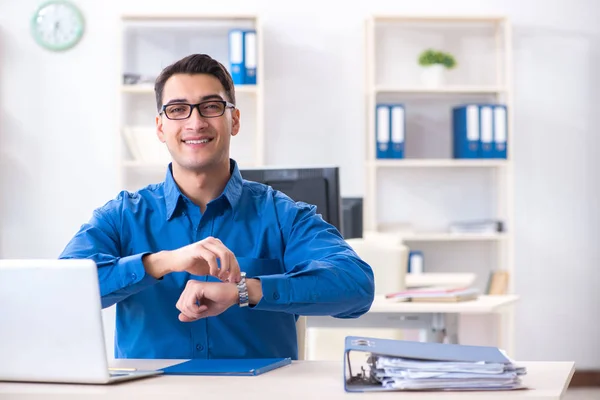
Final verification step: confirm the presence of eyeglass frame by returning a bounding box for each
[159,99,236,120]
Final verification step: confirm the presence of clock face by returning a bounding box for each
[31,1,84,51]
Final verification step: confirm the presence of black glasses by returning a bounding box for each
[160,100,235,120]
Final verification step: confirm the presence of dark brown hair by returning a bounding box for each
[154,54,236,112]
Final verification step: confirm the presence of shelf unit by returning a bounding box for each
[117,14,264,191]
[364,15,514,353]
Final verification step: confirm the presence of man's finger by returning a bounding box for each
[195,246,220,276]
[201,241,231,280]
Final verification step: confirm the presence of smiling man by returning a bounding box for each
[60,54,375,360]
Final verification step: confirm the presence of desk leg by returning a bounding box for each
[444,313,459,344]
[422,313,459,344]
[423,313,446,343]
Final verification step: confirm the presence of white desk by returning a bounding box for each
[0,359,574,399]
[307,295,519,344]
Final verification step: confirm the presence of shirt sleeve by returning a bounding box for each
[58,198,159,309]
[252,199,375,318]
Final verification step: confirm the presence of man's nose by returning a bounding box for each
[186,106,209,128]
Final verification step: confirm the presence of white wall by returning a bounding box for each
[1,0,599,368]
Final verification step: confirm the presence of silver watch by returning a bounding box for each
[237,272,249,307]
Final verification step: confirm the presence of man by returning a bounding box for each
[60,54,374,360]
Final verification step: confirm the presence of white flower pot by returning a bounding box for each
[420,64,446,88]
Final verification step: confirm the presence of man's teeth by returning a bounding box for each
[185,139,211,144]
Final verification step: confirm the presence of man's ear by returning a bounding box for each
[156,115,166,143]
[231,108,241,137]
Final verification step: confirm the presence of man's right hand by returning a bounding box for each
[142,237,242,283]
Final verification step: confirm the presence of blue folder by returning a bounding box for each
[160,358,291,376]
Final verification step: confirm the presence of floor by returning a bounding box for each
[564,388,600,399]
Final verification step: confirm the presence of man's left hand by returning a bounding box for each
[176,280,238,322]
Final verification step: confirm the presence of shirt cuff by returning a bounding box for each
[117,253,158,291]
[251,274,292,312]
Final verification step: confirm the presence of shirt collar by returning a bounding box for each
[164,160,244,221]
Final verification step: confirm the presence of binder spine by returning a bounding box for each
[376,105,391,159]
[390,105,405,159]
[243,30,257,84]
[228,29,245,85]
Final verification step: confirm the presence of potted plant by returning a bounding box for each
[418,49,457,87]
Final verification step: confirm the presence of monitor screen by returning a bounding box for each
[239,166,342,232]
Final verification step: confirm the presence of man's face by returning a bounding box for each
[156,73,240,172]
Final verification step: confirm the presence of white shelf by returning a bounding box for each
[122,13,258,21]
[369,159,508,168]
[374,86,506,94]
[121,84,259,95]
[371,15,507,23]
[397,232,509,242]
[364,14,515,355]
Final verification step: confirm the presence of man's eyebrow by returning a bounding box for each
[163,94,224,106]
[200,94,224,101]
[164,98,188,105]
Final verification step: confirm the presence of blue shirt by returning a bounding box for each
[59,160,374,360]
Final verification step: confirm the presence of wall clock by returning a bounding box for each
[31,1,85,51]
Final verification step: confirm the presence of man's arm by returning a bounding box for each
[251,201,375,318]
[59,204,160,309]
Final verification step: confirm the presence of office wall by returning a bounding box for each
[1,0,599,367]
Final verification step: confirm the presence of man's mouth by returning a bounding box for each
[182,138,213,144]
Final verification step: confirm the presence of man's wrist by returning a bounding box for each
[143,251,172,279]
[246,278,262,305]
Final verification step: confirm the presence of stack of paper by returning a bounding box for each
[344,336,527,392]
[385,287,479,302]
[369,355,525,390]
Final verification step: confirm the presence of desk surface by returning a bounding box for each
[369,294,519,314]
[0,359,574,400]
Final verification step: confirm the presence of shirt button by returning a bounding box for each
[273,292,280,300]
[196,344,204,351]
[130,273,137,281]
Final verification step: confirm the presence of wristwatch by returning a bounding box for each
[237,272,249,307]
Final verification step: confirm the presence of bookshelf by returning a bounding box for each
[364,15,514,353]
[117,14,264,192]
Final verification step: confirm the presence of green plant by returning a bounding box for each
[418,49,457,69]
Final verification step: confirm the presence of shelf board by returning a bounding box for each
[393,232,509,242]
[374,86,506,94]
[369,159,508,168]
[371,15,507,24]
[121,84,258,94]
[121,14,257,21]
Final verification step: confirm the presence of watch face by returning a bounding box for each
[31,1,84,51]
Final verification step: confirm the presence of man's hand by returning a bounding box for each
[176,280,238,322]
[143,237,241,282]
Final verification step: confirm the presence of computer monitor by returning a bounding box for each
[240,166,342,232]
[341,197,363,239]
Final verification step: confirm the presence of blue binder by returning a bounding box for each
[243,30,257,84]
[452,105,479,158]
[389,104,405,159]
[375,104,391,159]
[479,105,494,158]
[160,357,291,376]
[344,336,516,392]
[228,29,245,85]
[493,104,508,159]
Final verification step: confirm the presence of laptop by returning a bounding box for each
[0,259,162,384]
